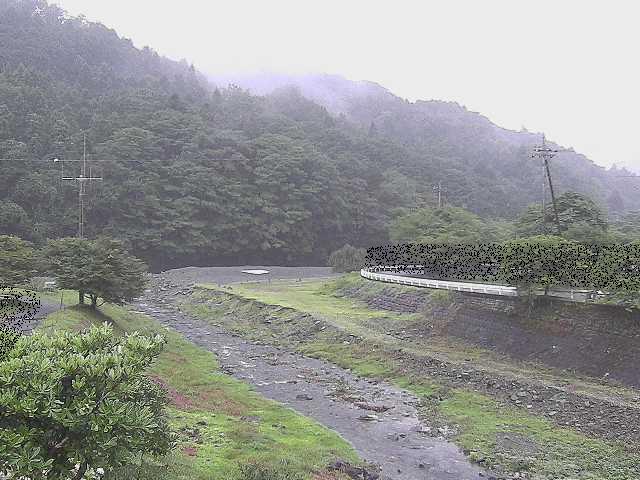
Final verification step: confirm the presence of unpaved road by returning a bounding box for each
[2,297,62,334]
[133,267,494,480]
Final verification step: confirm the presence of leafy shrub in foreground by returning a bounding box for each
[0,323,174,479]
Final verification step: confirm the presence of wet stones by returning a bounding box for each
[357,414,379,421]
[354,402,392,413]
[328,460,381,480]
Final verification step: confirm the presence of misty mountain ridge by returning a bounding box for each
[210,72,395,117]
[210,71,597,164]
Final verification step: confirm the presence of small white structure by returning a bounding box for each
[30,277,57,291]
[241,270,270,275]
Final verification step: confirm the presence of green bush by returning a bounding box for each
[0,328,20,362]
[328,244,366,273]
[0,323,175,479]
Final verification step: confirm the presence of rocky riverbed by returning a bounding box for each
[133,267,640,479]
[133,269,502,480]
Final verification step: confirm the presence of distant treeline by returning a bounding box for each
[365,241,640,294]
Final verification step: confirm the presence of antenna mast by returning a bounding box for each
[55,132,103,239]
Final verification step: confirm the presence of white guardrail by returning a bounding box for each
[360,268,519,296]
[360,267,606,301]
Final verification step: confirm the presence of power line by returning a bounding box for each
[0,158,146,163]
[0,158,54,162]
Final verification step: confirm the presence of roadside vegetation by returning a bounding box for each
[327,244,366,273]
[184,276,640,480]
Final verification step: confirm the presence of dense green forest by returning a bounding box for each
[0,0,638,270]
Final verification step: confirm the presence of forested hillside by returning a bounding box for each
[0,0,636,270]
[212,74,636,217]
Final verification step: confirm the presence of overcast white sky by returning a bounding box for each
[54,0,640,170]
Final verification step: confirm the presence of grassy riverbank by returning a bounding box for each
[39,302,358,480]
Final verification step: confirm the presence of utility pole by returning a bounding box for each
[433,182,446,208]
[532,134,563,234]
[54,133,103,239]
[541,159,546,223]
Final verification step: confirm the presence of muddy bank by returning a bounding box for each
[336,282,640,388]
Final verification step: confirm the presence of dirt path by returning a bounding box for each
[133,271,492,480]
[2,297,62,334]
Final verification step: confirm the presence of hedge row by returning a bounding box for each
[365,242,640,292]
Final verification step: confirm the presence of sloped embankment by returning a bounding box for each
[184,286,640,448]
[335,278,640,388]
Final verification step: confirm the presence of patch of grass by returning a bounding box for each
[316,273,369,295]
[299,341,442,399]
[39,288,78,306]
[200,279,406,325]
[195,279,422,354]
[428,289,453,305]
[394,376,441,398]
[39,301,359,480]
[320,272,425,297]
[299,341,394,378]
[39,304,99,332]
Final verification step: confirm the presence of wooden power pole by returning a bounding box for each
[532,134,563,234]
